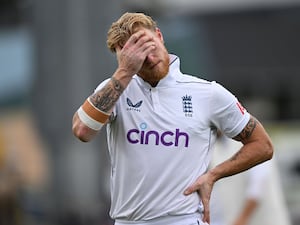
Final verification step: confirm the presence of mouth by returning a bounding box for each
[150,61,160,69]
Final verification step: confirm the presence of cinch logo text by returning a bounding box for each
[127,124,189,147]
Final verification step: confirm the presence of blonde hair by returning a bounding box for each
[107,12,157,52]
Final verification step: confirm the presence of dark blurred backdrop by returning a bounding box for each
[0,0,300,225]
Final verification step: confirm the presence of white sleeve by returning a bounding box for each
[210,81,250,138]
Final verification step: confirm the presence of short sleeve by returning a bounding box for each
[210,81,250,138]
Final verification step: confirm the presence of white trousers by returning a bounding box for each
[115,213,209,225]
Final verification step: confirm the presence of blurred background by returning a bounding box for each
[0,0,299,224]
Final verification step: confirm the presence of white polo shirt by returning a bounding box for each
[95,55,250,222]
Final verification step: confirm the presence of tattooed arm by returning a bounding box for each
[211,115,273,179]
[72,76,125,142]
[184,116,273,223]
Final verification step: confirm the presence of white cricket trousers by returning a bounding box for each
[114,213,209,225]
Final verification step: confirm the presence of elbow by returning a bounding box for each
[72,112,95,142]
[72,124,92,142]
[263,139,274,161]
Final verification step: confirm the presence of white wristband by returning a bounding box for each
[77,98,110,130]
[77,106,103,131]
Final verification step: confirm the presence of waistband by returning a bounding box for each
[115,212,204,225]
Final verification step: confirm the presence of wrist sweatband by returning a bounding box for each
[77,98,110,130]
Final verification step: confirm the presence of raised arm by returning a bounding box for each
[72,30,156,142]
[72,76,125,142]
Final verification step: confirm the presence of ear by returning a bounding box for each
[155,28,164,43]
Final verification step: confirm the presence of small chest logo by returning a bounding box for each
[127,98,143,112]
[182,95,193,117]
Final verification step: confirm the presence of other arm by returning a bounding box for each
[232,198,258,225]
[184,116,273,223]
[211,116,273,180]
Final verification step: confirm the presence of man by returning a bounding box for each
[72,12,273,225]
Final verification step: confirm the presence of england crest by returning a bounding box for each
[182,95,193,117]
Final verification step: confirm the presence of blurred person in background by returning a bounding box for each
[0,126,20,225]
[210,132,291,225]
[0,108,50,225]
[0,11,50,223]
[72,12,273,225]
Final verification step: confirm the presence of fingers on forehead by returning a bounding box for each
[123,30,153,48]
[131,30,146,41]
[124,31,145,47]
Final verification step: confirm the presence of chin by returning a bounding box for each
[140,62,169,82]
[153,70,168,82]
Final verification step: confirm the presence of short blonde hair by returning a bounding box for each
[107,12,157,52]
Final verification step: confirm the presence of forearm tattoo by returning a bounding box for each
[90,77,124,112]
[233,116,257,142]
